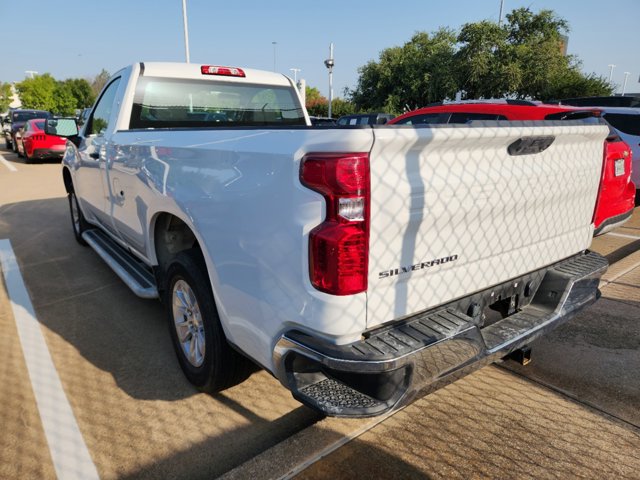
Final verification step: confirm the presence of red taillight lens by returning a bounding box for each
[300,152,370,295]
[201,65,246,77]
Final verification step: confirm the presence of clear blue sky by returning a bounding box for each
[2,0,639,97]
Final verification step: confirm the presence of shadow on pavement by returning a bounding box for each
[0,196,324,478]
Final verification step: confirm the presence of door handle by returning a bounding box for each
[89,152,100,159]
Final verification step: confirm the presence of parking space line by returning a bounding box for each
[0,153,18,172]
[0,239,100,480]
[606,232,640,240]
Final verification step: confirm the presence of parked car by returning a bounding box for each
[309,116,336,126]
[389,102,636,235]
[558,96,640,108]
[337,112,395,125]
[6,109,50,151]
[46,63,608,417]
[17,118,67,163]
[594,107,640,196]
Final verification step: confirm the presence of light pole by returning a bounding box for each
[272,42,277,72]
[622,72,631,95]
[289,68,301,83]
[182,0,190,63]
[324,43,335,118]
[608,64,616,83]
[24,70,38,79]
[498,0,505,26]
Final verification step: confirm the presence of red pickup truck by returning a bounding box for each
[390,101,636,235]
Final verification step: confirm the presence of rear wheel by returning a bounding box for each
[165,249,253,393]
[68,191,88,246]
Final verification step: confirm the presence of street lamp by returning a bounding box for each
[608,64,616,83]
[289,68,301,83]
[25,70,38,79]
[622,72,631,95]
[182,0,190,63]
[272,42,277,72]
[324,43,335,118]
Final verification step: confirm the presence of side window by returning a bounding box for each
[88,77,121,136]
[449,112,502,124]
[395,113,447,125]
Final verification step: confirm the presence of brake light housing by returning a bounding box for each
[300,152,370,295]
[200,65,246,77]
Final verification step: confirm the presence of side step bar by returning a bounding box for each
[82,229,159,299]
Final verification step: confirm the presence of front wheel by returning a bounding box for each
[68,191,89,246]
[165,249,253,393]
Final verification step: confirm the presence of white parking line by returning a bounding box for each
[0,152,17,172]
[607,232,640,241]
[0,239,99,480]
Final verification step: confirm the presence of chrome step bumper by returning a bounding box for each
[273,251,608,417]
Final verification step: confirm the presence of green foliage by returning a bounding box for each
[16,74,100,115]
[350,29,458,114]
[91,69,111,97]
[61,78,96,109]
[350,8,612,111]
[0,82,12,112]
[304,86,356,118]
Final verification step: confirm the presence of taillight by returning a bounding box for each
[300,152,370,295]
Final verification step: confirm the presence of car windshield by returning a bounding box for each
[13,111,49,122]
[602,113,640,136]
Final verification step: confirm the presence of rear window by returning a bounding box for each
[12,111,49,122]
[602,113,640,136]
[130,77,305,129]
[34,121,45,130]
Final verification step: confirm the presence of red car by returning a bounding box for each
[17,118,67,163]
[389,101,636,236]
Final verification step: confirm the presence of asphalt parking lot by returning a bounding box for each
[1,146,639,479]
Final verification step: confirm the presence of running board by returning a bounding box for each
[82,229,159,299]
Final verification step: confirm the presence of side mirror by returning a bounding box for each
[45,117,79,137]
[45,117,80,147]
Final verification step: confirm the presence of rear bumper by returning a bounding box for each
[273,251,608,417]
[594,207,634,236]
[31,147,65,159]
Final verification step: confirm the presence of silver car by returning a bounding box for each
[598,107,640,192]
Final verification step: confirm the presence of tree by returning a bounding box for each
[349,8,612,111]
[304,85,356,118]
[349,29,459,113]
[91,69,111,97]
[16,74,88,115]
[62,78,95,109]
[0,82,12,113]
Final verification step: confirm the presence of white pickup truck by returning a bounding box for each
[47,62,609,417]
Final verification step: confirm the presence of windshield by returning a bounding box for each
[602,113,640,136]
[130,77,306,129]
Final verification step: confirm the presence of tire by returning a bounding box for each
[165,249,253,393]
[68,191,89,246]
[4,139,10,149]
[24,146,32,164]
[11,137,17,153]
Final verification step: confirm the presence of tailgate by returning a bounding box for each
[366,121,609,329]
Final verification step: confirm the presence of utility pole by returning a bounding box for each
[608,64,616,83]
[324,43,335,118]
[182,0,190,63]
[498,0,505,26]
[622,72,630,95]
[289,68,301,83]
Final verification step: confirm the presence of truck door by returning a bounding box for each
[75,77,122,236]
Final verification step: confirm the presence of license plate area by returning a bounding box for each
[614,158,625,177]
